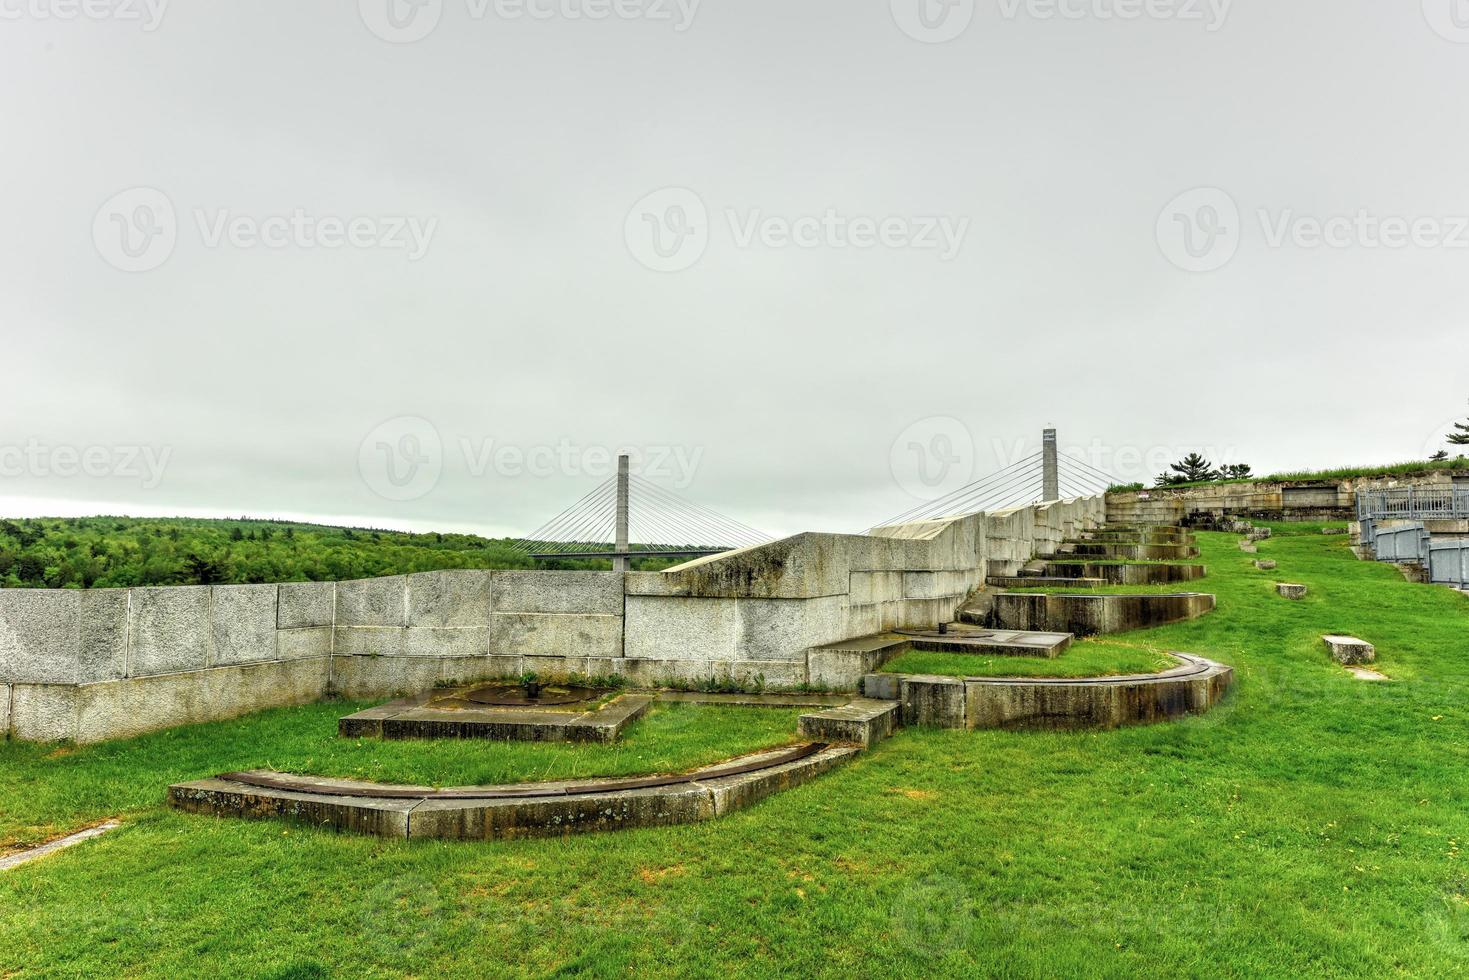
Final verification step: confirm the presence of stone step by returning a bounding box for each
[797,698,900,748]
[807,633,911,690]
[992,592,1215,636]
[988,575,1106,589]
[169,743,861,841]
[895,624,1073,658]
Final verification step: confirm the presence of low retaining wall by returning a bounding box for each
[1038,562,1207,586]
[991,592,1215,636]
[1108,472,1467,526]
[2,497,1106,743]
[866,653,1233,730]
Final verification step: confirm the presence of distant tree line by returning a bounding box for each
[0,517,661,590]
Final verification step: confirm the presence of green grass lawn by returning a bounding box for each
[4,524,1469,977]
[0,703,803,849]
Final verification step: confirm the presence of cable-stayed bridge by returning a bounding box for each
[515,456,772,570]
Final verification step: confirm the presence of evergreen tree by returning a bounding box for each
[1169,453,1218,483]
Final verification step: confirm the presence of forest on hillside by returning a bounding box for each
[0,516,665,589]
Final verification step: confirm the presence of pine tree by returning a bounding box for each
[1449,418,1469,447]
[1169,453,1218,483]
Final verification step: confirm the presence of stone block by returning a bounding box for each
[1254,560,1277,571]
[1277,584,1308,600]
[0,682,8,735]
[335,576,407,627]
[78,590,129,683]
[0,590,80,684]
[616,657,714,688]
[491,571,623,615]
[403,626,492,659]
[797,698,898,747]
[407,570,494,628]
[210,585,279,667]
[332,626,406,657]
[861,673,899,700]
[278,628,332,661]
[898,674,967,729]
[128,587,211,677]
[711,658,808,690]
[491,612,623,659]
[1323,635,1374,665]
[9,684,81,742]
[278,582,334,629]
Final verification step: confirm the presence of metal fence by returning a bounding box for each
[1357,487,1469,521]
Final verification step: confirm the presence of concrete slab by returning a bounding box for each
[895,626,1072,659]
[1277,584,1308,600]
[338,688,653,743]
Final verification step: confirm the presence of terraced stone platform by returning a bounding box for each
[1061,541,1202,560]
[863,653,1234,731]
[169,741,859,841]
[992,591,1215,636]
[807,626,1072,688]
[1029,561,1207,586]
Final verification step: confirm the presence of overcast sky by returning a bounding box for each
[3,1,1468,541]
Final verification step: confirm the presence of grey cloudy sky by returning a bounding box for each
[3,0,1468,540]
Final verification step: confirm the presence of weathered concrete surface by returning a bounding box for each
[0,590,129,684]
[1255,560,1278,571]
[12,658,329,743]
[963,654,1234,730]
[339,690,654,743]
[493,571,624,615]
[169,775,417,839]
[1323,635,1375,665]
[1277,584,1308,600]
[209,585,278,667]
[797,698,898,747]
[407,570,494,628]
[335,576,407,628]
[128,587,212,677]
[1033,562,1207,586]
[278,582,334,629]
[898,674,967,728]
[1064,542,1201,560]
[991,593,1215,636]
[167,744,859,841]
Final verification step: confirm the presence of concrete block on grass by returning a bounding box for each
[1323,635,1374,665]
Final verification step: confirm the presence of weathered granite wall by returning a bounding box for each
[1107,472,1465,525]
[0,497,1103,742]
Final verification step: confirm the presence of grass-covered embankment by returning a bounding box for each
[2,524,1469,976]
